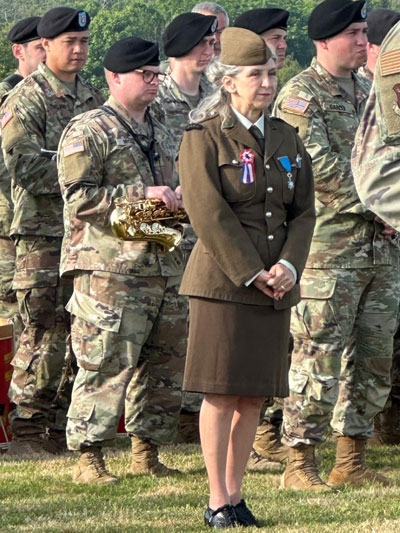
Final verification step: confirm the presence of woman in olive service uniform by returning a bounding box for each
[178,27,315,529]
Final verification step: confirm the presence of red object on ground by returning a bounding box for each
[0,323,13,450]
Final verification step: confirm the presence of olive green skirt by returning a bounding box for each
[183,297,290,396]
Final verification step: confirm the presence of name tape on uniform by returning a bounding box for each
[63,139,85,157]
[380,49,400,77]
[282,97,309,114]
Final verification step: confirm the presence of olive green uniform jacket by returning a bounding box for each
[178,112,316,309]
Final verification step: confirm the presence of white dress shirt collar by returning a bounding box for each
[231,107,264,136]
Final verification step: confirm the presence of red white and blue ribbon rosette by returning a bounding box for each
[240,149,255,184]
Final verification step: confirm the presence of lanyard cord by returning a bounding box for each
[99,105,157,180]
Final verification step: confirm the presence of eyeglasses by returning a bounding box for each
[134,69,166,84]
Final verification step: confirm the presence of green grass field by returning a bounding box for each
[1,437,400,532]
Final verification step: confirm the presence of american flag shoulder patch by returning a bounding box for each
[1,110,13,129]
[282,96,310,114]
[380,48,400,77]
[63,139,85,157]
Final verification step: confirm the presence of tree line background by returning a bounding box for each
[0,0,397,89]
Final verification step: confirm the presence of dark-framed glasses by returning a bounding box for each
[134,69,166,83]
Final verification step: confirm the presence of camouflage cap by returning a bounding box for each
[220,27,272,66]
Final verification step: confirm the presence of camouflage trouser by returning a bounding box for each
[0,236,23,345]
[66,270,187,451]
[282,266,400,447]
[374,318,400,441]
[8,236,72,437]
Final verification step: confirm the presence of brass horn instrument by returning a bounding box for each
[110,197,187,252]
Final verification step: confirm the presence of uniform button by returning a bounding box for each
[266,212,272,218]
[267,187,273,193]
[268,234,274,241]
[265,164,270,170]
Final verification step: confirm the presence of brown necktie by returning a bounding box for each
[249,125,264,153]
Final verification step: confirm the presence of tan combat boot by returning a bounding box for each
[6,435,55,460]
[281,444,331,491]
[73,446,118,485]
[328,436,392,487]
[247,421,289,471]
[254,421,289,461]
[175,410,200,444]
[129,435,180,476]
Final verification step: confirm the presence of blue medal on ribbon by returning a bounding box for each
[278,156,295,190]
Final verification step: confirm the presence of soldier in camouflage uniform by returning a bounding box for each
[150,13,217,443]
[1,7,103,458]
[58,37,187,484]
[358,9,400,83]
[274,0,400,491]
[353,20,400,445]
[0,17,45,349]
[355,10,400,446]
[192,2,229,56]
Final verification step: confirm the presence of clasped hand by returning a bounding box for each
[253,264,295,300]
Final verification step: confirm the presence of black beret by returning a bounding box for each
[38,7,90,39]
[104,37,159,73]
[308,0,367,40]
[367,9,400,45]
[162,13,218,58]
[234,8,289,34]
[7,16,41,44]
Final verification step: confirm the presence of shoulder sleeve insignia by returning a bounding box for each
[380,48,400,77]
[282,96,310,114]
[1,110,13,129]
[185,123,204,131]
[63,139,85,157]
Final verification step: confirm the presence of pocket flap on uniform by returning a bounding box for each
[11,351,35,371]
[67,400,95,421]
[13,268,59,289]
[289,367,308,394]
[300,276,336,299]
[66,289,122,333]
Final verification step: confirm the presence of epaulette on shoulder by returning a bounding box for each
[185,123,204,131]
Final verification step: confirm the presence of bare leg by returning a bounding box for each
[200,393,239,509]
[226,396,265,505]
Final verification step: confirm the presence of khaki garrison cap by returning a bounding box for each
[220,27,272,66]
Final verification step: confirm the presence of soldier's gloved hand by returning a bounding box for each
[145,185,180,211]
